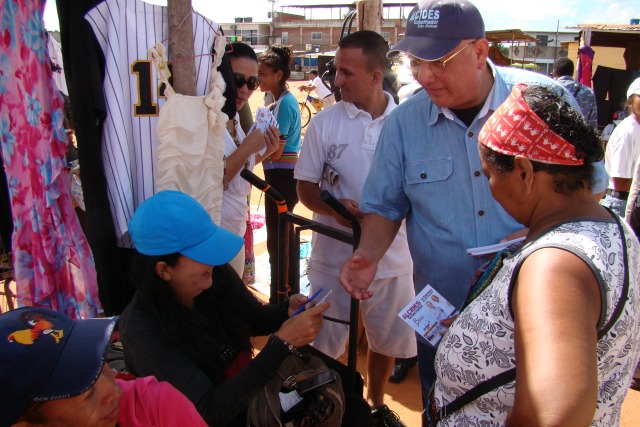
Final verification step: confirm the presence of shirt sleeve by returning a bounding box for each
[294,114,325,183]
[361,112,411,221]
[117,377,208,427]
[607,125,637,179]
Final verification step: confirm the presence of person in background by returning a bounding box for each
[600,108,627,149]
[602,77,640,217]
[221,42,279,276]
[337,0,608,413]
[299,69,336,110]
[119,190,334,426]
[432,83,640,426]
[553,57,598,130]
[258,45,302,303]
[0,307,207,427]
[295,30,416,427]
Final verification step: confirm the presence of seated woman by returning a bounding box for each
[432,84,640,426]
[221,42,279,276]
[119,190,331,426]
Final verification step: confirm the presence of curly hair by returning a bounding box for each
[481,85,604,193]
[259,45,293,88]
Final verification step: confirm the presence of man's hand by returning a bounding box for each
[339,248,377,300]
[333,198,363,227]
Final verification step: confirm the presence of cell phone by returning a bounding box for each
[296,370,337,395]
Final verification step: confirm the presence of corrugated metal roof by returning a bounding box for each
[567,24,640,32]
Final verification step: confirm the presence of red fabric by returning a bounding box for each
[479,84,583,166]
[223,349,253,381]
[578,46,595,88]
[116,376,207,427]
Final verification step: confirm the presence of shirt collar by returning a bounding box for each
[556,75,574,82]
[343,92,397,120]
[429,60,499,125]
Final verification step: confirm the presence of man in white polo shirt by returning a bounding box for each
[603,77,640,216]
[299,69,336,110]
[295,31,416,427]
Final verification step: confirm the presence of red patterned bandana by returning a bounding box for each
[479,84,584,166]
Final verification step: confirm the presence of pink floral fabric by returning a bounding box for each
[0,0,102,318]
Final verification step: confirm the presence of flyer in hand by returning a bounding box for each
[397,285,458,347]
[251,106,279,133]
[250,106,279,156]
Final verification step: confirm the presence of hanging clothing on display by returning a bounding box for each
[84,0,220,247]
[150,39,226,225]
[46,34,69,96]
[577,45,595,88]
[0,0,102,318]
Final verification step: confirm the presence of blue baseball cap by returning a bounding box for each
[128,190,244,266]
[0,307,118,426]
[389,0,485,60]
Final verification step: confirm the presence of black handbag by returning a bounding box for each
[247,351,345,427]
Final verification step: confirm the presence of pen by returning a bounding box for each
[292,288,323,316]
[316,289,333,305]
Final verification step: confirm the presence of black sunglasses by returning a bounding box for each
[234,72,260,91]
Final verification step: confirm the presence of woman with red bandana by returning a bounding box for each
[429,85,640,426]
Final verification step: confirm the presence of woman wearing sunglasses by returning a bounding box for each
[258,45,302,303]
[222,42,280,276]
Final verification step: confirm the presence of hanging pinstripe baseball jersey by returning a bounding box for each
[85,0,219,246]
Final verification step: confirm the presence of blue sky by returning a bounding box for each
[44,0,640,33]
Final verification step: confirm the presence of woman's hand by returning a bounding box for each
[242,128,267,155]
[287,293,309,317]
[256,125,280,163]
[275,302,330,347]
[263,125,280,156]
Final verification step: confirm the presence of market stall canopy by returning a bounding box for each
[485,29,538,44]
[567,24,640,48]
[567,24,640,70]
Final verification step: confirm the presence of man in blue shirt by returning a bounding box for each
[338,0,607,411]
[553,57,598,129]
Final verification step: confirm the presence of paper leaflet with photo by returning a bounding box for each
[249,106,279,156]
[397,284,458,347]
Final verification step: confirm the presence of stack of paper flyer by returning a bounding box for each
[398,285,458,347]
[466,236,525,257]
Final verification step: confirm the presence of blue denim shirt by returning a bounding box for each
[362,63,604,331]
[556,75,598,129]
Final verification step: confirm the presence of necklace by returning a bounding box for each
[228,119,251,169]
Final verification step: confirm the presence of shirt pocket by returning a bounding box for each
[405,158,455,226]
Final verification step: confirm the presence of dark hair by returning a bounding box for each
[308,69,318,76]
[553,57,574,77]
[338,30,389,72]
[228,42,258,62]
[132,252,252,383]
[481,85,604,193]
[259,45,293,87]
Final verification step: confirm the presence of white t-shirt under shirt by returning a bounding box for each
[311,76,331,99]
[294,93,412,278]
[605,115,640,185]
[221,116,255,237]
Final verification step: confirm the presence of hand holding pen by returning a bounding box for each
[292,288,322,316]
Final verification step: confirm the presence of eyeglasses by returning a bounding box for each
[409,41,476,76]
[234,72,260,91]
